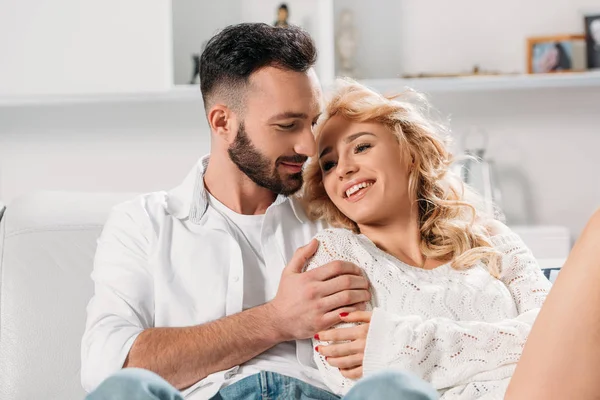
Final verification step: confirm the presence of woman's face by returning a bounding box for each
[317,115,412,226]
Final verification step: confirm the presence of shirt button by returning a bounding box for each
[232,276,240,283]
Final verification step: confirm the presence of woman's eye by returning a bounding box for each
[354,143,372,153]
[321,161,336,172]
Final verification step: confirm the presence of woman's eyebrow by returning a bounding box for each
[319,132,376,159]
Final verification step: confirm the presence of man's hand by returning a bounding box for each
[315,311,372,379]
[268,240,371,341]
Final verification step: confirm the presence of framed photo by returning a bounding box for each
[585,14,600,69]
[527,35,586,74]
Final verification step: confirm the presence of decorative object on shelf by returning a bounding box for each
[274,3,289,27]
[335,9,358,78]
[452,128,502,217]
[401,65,511,79]
[189,54,200,85]
[527,35,586,74]
[584,14,600,69]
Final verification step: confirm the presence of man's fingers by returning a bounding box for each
[307,260,364,281]
[319,304,366,328]
[318,275,370,297]
[321,289,371,314]
[284,239,319,275]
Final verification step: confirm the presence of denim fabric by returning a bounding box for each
[212,371,340,400]
[86,368,439,400]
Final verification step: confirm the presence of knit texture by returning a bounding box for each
[305,228,551,399]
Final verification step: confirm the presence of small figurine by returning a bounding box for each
[274,3,289,27]
[189,54,200,85]
[336,9,358,78]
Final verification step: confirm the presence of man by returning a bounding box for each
[82,23,438,400]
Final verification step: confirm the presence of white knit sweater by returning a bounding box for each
[305,228,552,399]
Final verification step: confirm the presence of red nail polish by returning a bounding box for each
[315,346,319,352]
[314,334,320,340]
[339,312,349,317]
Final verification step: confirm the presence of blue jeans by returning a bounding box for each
[86,368,439,400]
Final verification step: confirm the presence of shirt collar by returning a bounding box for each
[166,154,306,224]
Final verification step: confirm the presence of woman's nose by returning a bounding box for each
[337,157,357,180]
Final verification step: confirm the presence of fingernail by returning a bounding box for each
[315,346,319,352]
[339,312,349,317]
[314,334,320,340]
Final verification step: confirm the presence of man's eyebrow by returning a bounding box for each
[267,112,308,122]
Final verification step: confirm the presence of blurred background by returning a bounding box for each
[0,0,599,246]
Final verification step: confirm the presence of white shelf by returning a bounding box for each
[362,71,600,94]
[0,85,203,107]
[1,72,600,108]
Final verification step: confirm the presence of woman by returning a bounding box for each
[301,79,599,399]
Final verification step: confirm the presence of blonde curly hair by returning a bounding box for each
[302,78,502,277]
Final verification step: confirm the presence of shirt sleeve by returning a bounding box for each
[363,233,552,391]
[80,199,155,392]
[304,229,370,396]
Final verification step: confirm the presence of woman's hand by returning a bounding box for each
[315,311,372,379]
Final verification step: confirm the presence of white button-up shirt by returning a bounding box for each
[81,156,327,398]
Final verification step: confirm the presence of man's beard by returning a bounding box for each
[228,122,308,196]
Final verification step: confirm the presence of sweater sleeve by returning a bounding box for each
[304,229,371,396]
[363,233,552,392]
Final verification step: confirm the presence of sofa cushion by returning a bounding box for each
[0,191,136,400]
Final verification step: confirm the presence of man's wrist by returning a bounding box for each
[257,301,291,343]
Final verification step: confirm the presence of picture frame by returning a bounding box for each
[584,14,600,69]
[527,35,586,74]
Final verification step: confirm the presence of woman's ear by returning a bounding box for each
[208,104,238,143]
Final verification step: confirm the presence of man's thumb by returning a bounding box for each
[284,239,319,274]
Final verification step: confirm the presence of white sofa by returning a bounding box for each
[0,191,569,400]
[0,191,135,400]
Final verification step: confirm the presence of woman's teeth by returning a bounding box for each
[345,181,373,198]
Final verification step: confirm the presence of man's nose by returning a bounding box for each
[294,126,317,157]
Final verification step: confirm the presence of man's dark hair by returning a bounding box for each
[199,23,317,112]
[279,3,288,11]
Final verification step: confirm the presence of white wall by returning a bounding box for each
[332,0,403,79]
[0,99,209,200]
[431,88,600,236]
[396,0,600,75]
[0,0,172,96]
[172,0,242,85]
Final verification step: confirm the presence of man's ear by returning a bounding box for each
[208,104,238,143]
